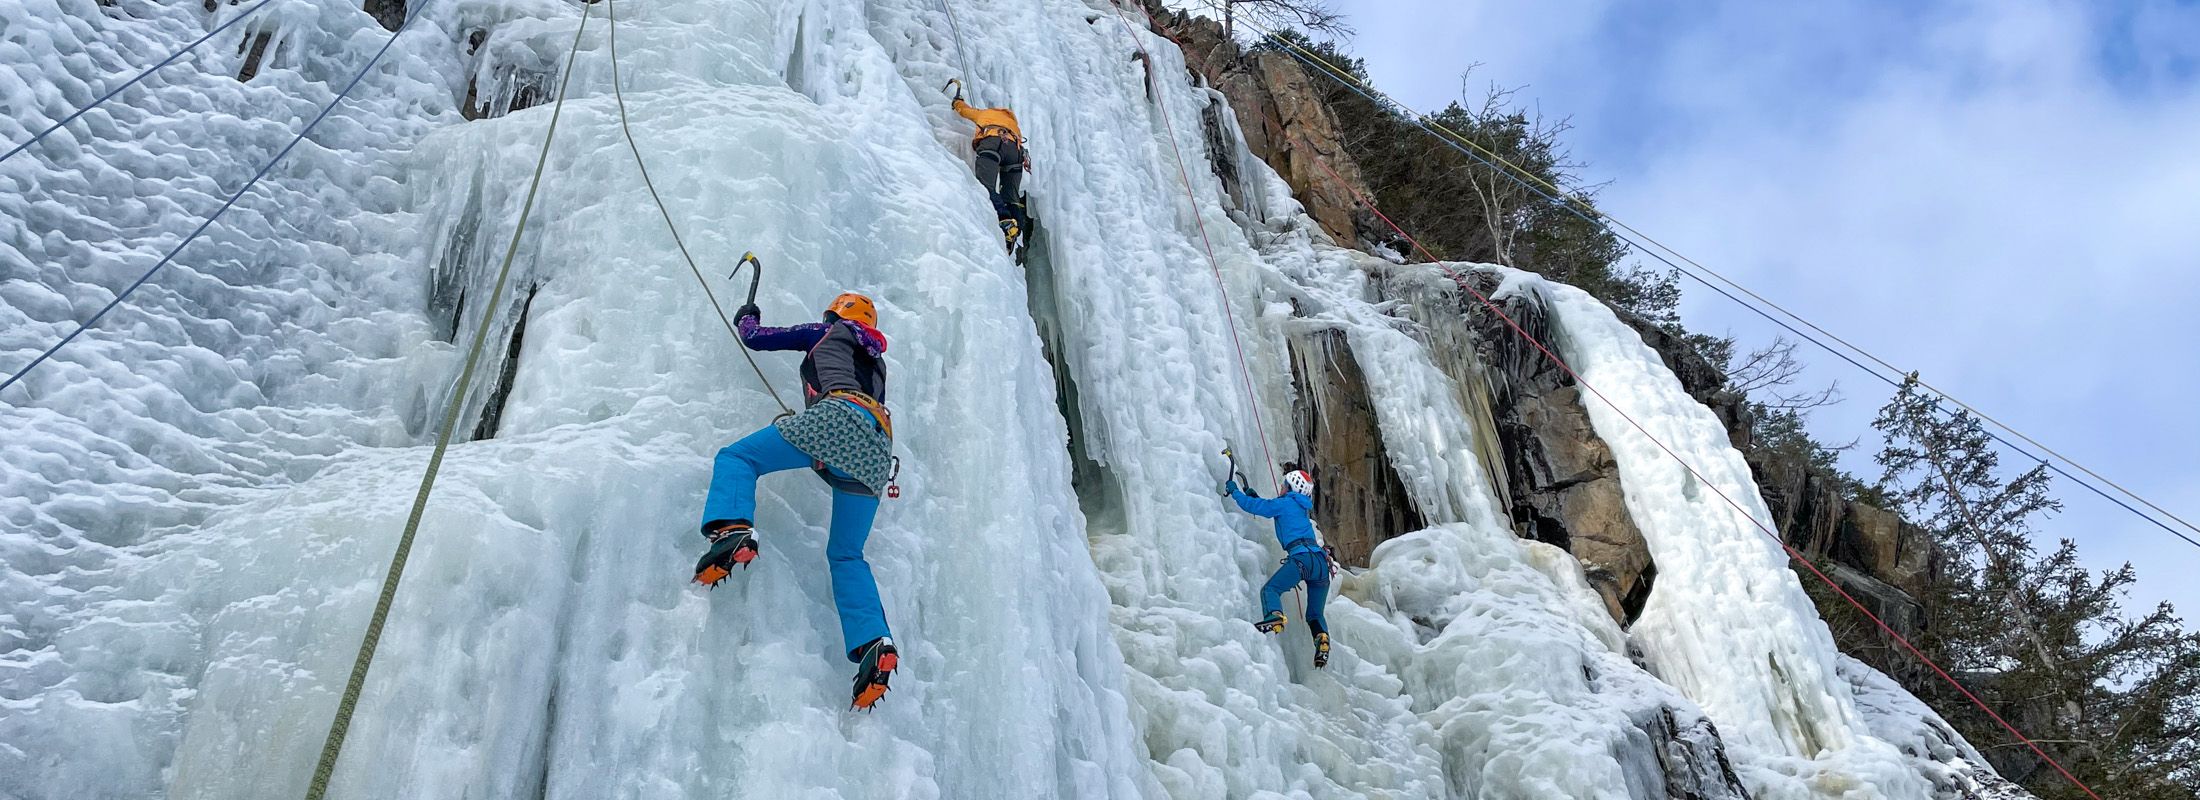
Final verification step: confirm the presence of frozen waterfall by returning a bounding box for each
[3,0,2012,797]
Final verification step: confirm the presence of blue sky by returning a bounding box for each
[1309,0,2200,618]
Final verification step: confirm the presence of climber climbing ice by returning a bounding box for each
[944,78,1030,253]
[695,269,901,711]
[1222,459,1333,669]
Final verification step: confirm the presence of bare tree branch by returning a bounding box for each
[1223,0,1353,39]
[1728,336,1843,412]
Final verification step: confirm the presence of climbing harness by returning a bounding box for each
[0,0,433,396]
[604,0,796,419]
[0,0,284,166]
[825,388,894,438]
[1104,3,1282,494]
[1224,8,2199,551]
[299,7,587,800]
[1139,8,2104,796]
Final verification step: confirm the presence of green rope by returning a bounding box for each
[299,8,593,799]
[603,0,794,416]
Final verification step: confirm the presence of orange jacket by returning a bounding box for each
[952,98,1022,143]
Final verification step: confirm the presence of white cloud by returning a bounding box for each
[1351,0,2200,615]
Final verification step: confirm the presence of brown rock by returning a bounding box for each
[1517,386,1657,623]
[1845,501,1934,600]
[1285,328,1425,567]
[1375,267,1659,626]
[1145,3,1372,244]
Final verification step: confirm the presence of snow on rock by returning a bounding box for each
[1841,655,2040,800]
[4,0,2020,797]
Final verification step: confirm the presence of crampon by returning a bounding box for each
[1254,611,1287,635]
[851,637,898,711]
[693,522,758,587]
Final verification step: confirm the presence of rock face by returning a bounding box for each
[1640,706,1754,800]
[1147,2,1373,245]
[1376,268,1658,627]
[1137,0,1941,682]
[1285,328,1426,567]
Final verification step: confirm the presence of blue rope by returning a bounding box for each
[1263,37,2200,551]
[1,1,429,396]
[0,0,285,166]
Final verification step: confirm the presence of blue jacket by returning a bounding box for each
[1230,488,1321,553]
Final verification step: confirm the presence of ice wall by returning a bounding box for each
[1524,269,1934,798]
[5,0,2004,797]
[7,0,1159,797]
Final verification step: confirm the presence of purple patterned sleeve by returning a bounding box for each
[737,317,828,352]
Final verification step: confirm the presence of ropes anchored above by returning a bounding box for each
[301,6,589,798]
[0,0,283,166]
[1,0,2154,795]
[1220,7,2200,553]
[1144,6,2106,796]
[604,0,795,417]
[1,1,429,397]
[932,0,977,93]
[1106,2,1282,494]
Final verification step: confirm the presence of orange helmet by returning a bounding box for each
[825,292,877,328]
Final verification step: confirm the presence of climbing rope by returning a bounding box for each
[1339,165,2107,800]
[932,0,977,94]
[0,0,431,398]
[1106,3,1282,494]
[299,8,590,800]
[1226,10,2200,550]
[604,0,795,417]
[0,0,284,166]
[1135,8,2104,797]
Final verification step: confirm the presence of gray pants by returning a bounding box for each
[973,135,1024,213]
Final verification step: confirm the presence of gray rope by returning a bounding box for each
[934,0,977,95]
[604,0,794,416]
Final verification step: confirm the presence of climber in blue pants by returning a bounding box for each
[695,290,902,710]
[1222,464,1333,668]
[700,426,887,655]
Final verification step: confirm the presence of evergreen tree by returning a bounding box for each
[1875,378,2200,798]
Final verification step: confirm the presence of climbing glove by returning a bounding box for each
[735,303,760,324]
[1220,479,1239,497]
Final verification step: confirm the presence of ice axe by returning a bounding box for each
[1219,444,1250,496]
[942,78,964,102]
[727,251,763,306]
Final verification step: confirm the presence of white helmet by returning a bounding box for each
[1283,469,1314,497]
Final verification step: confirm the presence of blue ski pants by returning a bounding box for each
[700,424,888,662]
[1261,550,1331,634]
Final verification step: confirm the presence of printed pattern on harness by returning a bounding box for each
[775,394,894,495]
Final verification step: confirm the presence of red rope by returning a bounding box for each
[1128,6,2100,797]
[1303,110,2105,800]
[1107,4,1282,494]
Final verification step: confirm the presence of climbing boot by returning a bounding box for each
[694,521,758,587]
[1312,631,1331,668]
[850,637,899,711]
[1254,610,1287,634]
[999,216,1021,250]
